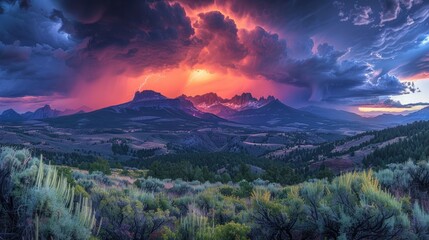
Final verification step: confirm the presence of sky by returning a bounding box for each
[0,0,429,115]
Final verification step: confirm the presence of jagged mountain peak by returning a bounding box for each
[259,95,276,102]
[230,92,257,104]
[184,92,224,105]
[40,105,52,110]
[133,90,167,102]
[184,92,278,116]
[30,105,61,120]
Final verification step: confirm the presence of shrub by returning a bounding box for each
[94,188,172,239]
[88,158,111,175]
[219,186,235,196]
[212,222,250,240]
[178,213,213,240]
[234,180,253,198]
[135,177,164,192]
[169,179,193,195]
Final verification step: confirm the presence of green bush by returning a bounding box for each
[234,181,253,198]
[88,158,111,175]
[219,186,235,196]
[212,222,250,240]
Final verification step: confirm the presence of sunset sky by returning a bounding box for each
[0,0,428,115]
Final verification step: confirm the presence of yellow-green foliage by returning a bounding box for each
[75,184,90,198]
[179,213,214,240]
[212,222,250,240]
[251,188,271,203]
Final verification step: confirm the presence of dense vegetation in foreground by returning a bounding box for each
[2,148,429,239]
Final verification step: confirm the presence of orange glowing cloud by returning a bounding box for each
[358,105,426,113]
[403,72,429,81]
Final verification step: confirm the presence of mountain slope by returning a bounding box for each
[0,109,24,122]
[301,105,429,127]
[228,100,339,130]
[404,106,429,122]
[369,113,404,124]
[0,105,91,122]
[300,106,367,123]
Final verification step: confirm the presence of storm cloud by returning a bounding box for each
[0,0,428,110]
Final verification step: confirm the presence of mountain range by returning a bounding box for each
[1,90,429,132]
[44,90,355,131]
[184,92,275,118]
[0,105,91,122]
[44,90,223,129]
[299,105,429,126]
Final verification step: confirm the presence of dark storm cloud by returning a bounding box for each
[50,0,197,74]
[281,52,370,101]
[240,26,287,74]
[53,0,194,47]
[194,11,247,67]
[0,41,31,62]
[396,51,429,78]
[0,1,76,97]
[0,41,74,97]
[239,40,410,102]
[0,2,72,49]
[360,74,411,96]
[0,0,29,13]
[178,0,213,9]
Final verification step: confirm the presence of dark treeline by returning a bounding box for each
[127,152,314,184]
[280,121,429,167]
[364,124,429,167]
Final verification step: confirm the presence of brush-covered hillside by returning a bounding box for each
[2,147,429,239]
